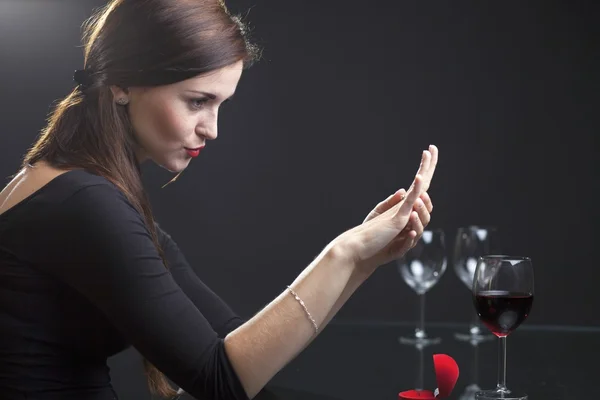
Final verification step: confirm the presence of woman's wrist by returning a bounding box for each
[326,235,376,278]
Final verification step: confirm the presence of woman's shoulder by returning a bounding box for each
[0,166,119,225]
[55,169,118,194]
[0,168,141,256]
[22,169,146,244]
[53,169,140,217]
[28,168,122,208]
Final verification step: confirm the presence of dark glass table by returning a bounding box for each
[262,321,595,400]
[111,321,598,399]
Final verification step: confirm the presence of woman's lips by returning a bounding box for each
[185,146,204,158]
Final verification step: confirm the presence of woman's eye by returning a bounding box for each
[190,98,209,110]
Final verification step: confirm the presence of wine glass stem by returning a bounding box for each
[470,312,481,334]
[417,293,426,337]
[497,336,508,391]
[417,345,424,390]
[472,342,479,385]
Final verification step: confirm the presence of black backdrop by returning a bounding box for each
[1,0,598,332]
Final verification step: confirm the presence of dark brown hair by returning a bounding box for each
[22,0,259,397]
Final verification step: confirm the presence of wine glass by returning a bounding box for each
[472,256,534,400]
[397,229,447,345]
[453,226,497,343]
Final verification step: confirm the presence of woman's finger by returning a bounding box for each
[421,145,438,192]
[415,150,431,183]
[429,145,439,174]
[413,198,431,227]
[387,230,417,259]
[397,174,424,218]
[375,189,406,215]
[363,189,406,223]
[419,191,433,213]
[385,147,436,222]
[409,210,425,240]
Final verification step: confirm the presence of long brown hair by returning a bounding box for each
[22,0,259,397]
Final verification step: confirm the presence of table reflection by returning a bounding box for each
[250,322,597,400]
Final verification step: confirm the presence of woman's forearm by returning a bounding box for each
[223,242,361,398]
[320,265,374,327]
[293,265,374,357]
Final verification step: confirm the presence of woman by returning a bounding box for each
[0,0,438,399]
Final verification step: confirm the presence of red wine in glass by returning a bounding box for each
[474,290,533,337]
[472,256,534,400]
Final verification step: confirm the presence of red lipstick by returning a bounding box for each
[185,147,204,158]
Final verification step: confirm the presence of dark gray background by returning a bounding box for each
[0,0,597,335]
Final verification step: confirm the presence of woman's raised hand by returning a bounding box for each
[334,145,439,273]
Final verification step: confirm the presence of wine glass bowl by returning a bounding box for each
[453,226,498,342]
[399,230,447,294]
[397,229,447,345]
[472,255,534,400]
[473,290,533,337]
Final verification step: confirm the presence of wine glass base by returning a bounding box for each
[460,384,482,399]
[475,389,527,400]
[454,332,495,344]
[398,335,442,347]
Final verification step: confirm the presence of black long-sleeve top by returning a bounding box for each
[0,169,249,400]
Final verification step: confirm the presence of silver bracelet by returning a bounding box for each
[286,285,319,335]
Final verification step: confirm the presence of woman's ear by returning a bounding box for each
[109,85,130,106]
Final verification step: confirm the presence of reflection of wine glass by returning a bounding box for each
[472,256,534,400]
[397,229,447,345]
[457,339,482,400]
[414,341,427,391]
[398,339,437,398]
[453,226,497,343]
[459,384,480,400]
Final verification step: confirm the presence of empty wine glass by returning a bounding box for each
[397,229,447,345]
[453,226,497,343]
[472,256,534,400]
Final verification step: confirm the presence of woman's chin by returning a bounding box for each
[154,156,191,174]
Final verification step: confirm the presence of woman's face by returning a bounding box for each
[114,60,243,172]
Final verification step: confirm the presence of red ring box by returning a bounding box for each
[398,354,459,400]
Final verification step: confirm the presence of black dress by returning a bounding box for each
[0,169,248,400]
